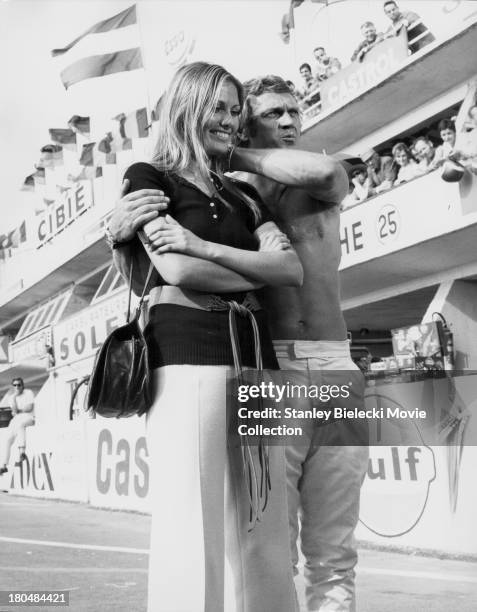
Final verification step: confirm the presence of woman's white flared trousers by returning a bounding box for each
[146,365,297,612]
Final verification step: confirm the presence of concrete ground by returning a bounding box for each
[0,493,476,611]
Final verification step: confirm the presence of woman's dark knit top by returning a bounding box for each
[124,162,279,370]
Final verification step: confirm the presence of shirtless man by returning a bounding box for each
[108,75,368,612]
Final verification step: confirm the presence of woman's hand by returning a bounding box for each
[258,230,291,252]
[146,215,209,257]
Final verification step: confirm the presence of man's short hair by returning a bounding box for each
[383,0,397,9]
[299,63,312,73]
[438,118,455,133]
[241,75,295,142]
[412,135,433,148]
[313,46,325,53]
[361,21,375,29]
[12,377,24,386]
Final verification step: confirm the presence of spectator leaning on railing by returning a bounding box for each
[391,142,423,184]
[445,111,477,177]
[351,21,384,63]
[383,0,435,54]
[312,46,342,81]
[433,119,457,168]
[341,162,375,210]
[298,63,321,110]
[413,136,437,172]
[463,104,477,132]
[299,63,320,95]
[361,148,396,192]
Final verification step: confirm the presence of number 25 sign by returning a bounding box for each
[376,204,400,244]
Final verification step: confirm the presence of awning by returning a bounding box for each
[0,360,49,394]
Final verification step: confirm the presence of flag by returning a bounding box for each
[124,107,149,138]
[280,1,305,43]
[68,115,91,136]
[95,133,117,165]
[280,0,343,43]
[69,167,103,181]
[21,174,35,192]
[150,96,163,123]
[112,114,133,150]
[51,5,143,89]
[0,221,27,251]
[40,144,64,168]
[49,128,77,151]
[33,167,46,186]
[79,142,96,166]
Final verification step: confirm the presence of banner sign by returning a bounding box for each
[357,374,477,553]
[36,182,93,246]
[339,171,477,269]
[320,33,409,112]
[86,418,150,512]
[10,327,52,363]
[0,335,10,363]
[3,422,88,502]
[52,290,128,367]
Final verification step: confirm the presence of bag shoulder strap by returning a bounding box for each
[126,259,155,322]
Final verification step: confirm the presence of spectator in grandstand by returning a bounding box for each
[341,163,375,209]
[327,57,342,77]
[299,62,320,95]
[446,111,477,176]
[413,136,437,172]
[433,119,457,167]
[298,63,321,109]
[312,46,342,80]
[463,105,477,132]
[391,142,423,184]
[351,21,384,62]
[361,148,396,191]
[285,80,297,96]
[383,0,435,54]
[0,378,35,475]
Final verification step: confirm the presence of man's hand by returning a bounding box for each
[108,179,170,243]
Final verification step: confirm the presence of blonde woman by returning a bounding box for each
[114,62,302,612]
[392,142,423,184]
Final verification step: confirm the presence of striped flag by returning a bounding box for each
[21,174,36,192]
[95,133,117,165]
[124,108,149,138]
[0,221,27,251]
[33,167,46,186]
[69,167,103,181]
[151,96,164,123]
[40,144,64,168]
[79,143,96,166]
[49,128,77,151]
[68,115,91,136]
[51,5,143,89]
[112,114,133,151]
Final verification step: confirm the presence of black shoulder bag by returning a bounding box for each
[87,261,154,418]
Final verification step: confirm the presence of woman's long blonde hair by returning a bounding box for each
[151,62,261,222]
